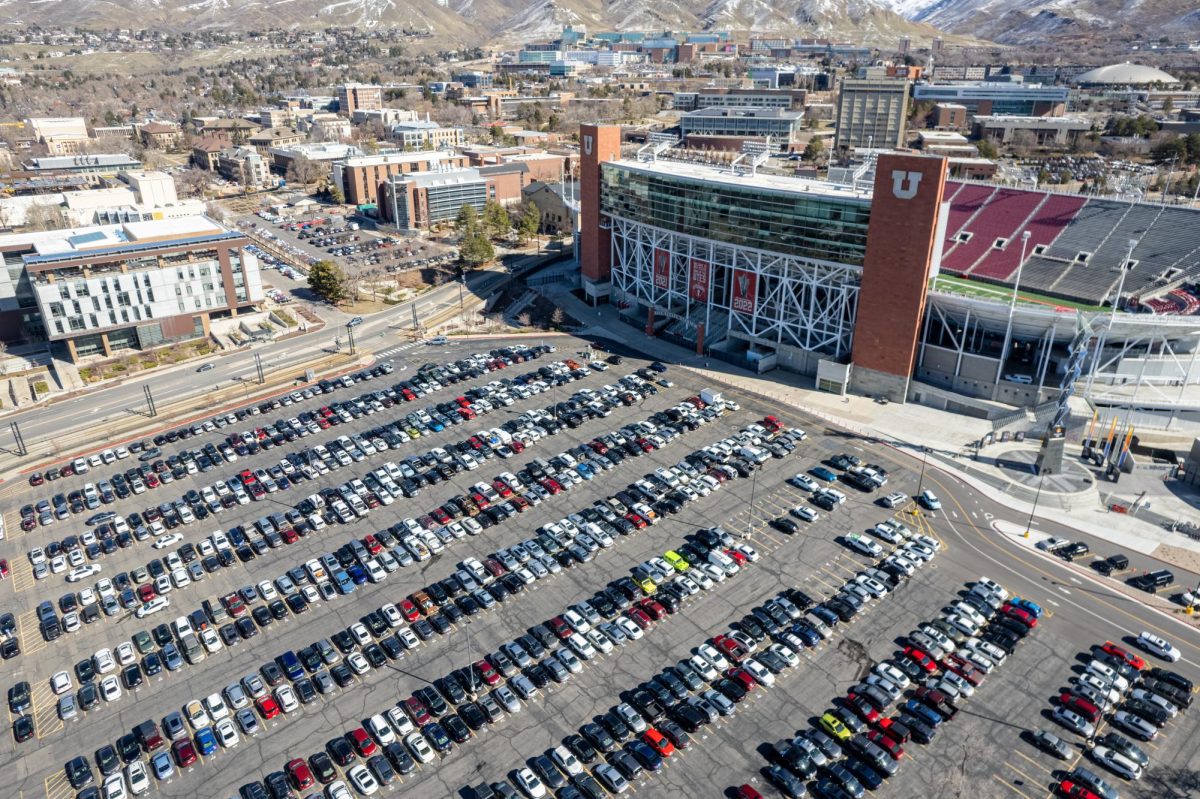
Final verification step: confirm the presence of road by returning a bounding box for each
[0,267,510,470]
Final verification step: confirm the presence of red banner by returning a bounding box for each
[652,248,670,290]
[731,268,757,314]
[688,258,710,303]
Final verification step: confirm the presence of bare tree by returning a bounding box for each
[24,203,68,232]
[285,154,323,188]
[174,168,211,199]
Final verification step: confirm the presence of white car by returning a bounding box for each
[184,699,210,730]
[275,685,299,713]
[1135,631,1181,662]
[100,676,122,702]
[115,642,136,666]
[347,764,379,796]
[204,693,230,721]
[1090,744,1144,780]
[845,533,883,558]
[743,658,776,687]
[51,670,73,695]
[615,617,644,641]
[153,533,183,549]
[94,648,117,674]
[126,761,150,795]
[789,474,819,491]
[513,767,548,798]
[346,652,370,675]
[695,643,730,671]
[551,745,584,777]
[567,633,596,660]
[405,732,435,764]
[381,603,403,628]
[918,489,941,510]
[257,581,278,602]
[102,773,128,799]
[135,596,170,618]
[214,717,240,748]
[367,714,396,745]
[67,564,101,582]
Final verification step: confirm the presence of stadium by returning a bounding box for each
[577,124,1200,431]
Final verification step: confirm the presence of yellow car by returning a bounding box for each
[663,551,690,572]
[635,575,657,595]
[818,712,852,741]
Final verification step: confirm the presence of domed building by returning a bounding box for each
[1073,63,1179,87]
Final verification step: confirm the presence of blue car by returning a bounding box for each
[1008,596,1044,618]
[347,565,369,585]
[161,643,183,671]
[150,751,174,780]
[902,699,944,727]
[810,466,838,482]
[333,570,355,595]
[791,623,823,647]
[194,727,217,756]
[575,463,595,480]
[422,722,453,753]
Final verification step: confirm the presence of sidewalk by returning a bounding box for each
[547,286,1200,570]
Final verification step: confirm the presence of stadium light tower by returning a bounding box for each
[994,230,1032,388]
[1110,239,1138,321]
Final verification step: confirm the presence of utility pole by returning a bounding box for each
[143,384,157,418]
[9,421,26,457]
[346,323,357,355]
[254,352,264,384]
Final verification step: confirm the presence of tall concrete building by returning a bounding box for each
[834,78,911,151]
[337,84,383,117]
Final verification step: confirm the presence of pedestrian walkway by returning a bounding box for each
[544,285,1200,569]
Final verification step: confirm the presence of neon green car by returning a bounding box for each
[819,712,852,741]
[663,551,690,572]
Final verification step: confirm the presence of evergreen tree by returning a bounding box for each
[517,202,540,244]
[483,200,510,240]
[307,260,347,304]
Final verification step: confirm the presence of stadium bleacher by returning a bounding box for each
[937,182,1200,308]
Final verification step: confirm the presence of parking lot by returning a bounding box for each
[3,333,1198,799]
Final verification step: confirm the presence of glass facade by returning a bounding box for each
[600,164,871,266]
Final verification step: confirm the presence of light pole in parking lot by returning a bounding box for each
[345,323,357,356]
[1022,471,1045,539]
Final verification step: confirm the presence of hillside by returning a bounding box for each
[0,0,955,48]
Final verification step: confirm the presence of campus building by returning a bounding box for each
[331,151,469,207]
[579,123,1200,427]
[0,216,264,361]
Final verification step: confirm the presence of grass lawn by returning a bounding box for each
[929,274,1105,312]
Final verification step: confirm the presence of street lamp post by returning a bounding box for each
[1022,470,1045,538]
[994,230,1032,388]
[345,323,356,355]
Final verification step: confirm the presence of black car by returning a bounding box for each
[95,744,121,776]
[13,714,34,742]
[66,756,94,789]
[581,722,616,753]
[326,736,355,767]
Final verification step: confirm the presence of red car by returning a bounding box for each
[279,527,299,545]
[1097,641,1146,671]
[638,599,667,621]
[256,696,281,720]
[713,635,749,663]
[286,758,315,790]
[510,439,525,454]
[642,728,675,757]
[1001,605,1038,629]
[902,646,938,674]
[549,616,574,639]
[844,694,880,724]
[1057,779,1102,799]
[626,607,652,629]
[430,508,451,524]
[736,786,764,799]
[1058,693,1100,723]
[403,696,431,725]
[28,473,44,487]
[138,584,158,603]
[362,535,383,555]
[875,717,910,744]
[0,560,8,579]
[726,668,757,693]
[867,730,905,759]
[941,655,985,686]
[347,728,376,757]
[223,594,246,617]
[474,659,500,686]
[510,496,531,513]
[399,599,420,622]
[624,513,648,530]
[172,738,197,767]
[541,479,562,495]
[725,549,748,565]
[492,480,513,498]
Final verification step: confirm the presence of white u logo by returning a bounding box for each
[891,170,922,200]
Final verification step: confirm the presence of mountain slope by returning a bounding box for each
[876,0,1199,44]
[0,0,953,47]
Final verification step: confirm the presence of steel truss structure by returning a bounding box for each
[609,216,861,359]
